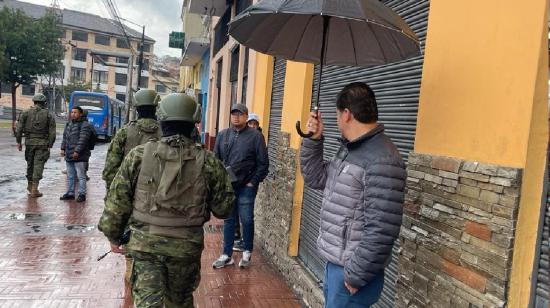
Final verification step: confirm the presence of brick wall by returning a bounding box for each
[397,152,522,307]
[255,132,324,308]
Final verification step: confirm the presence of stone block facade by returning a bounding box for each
[255,132,323,308]
[397,152,522,307]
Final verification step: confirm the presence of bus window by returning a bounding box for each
[73,96,105,111]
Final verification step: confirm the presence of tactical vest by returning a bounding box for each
[24,106,51,138]
[132,136,209,238]
[124,120,161,156]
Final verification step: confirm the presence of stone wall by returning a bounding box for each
[397,152,522,307]
[255,132,323,308]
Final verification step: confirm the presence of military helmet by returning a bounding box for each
[157,93,201,123]
[32,93,47,103]
[133,89,159,107]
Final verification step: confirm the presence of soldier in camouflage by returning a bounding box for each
[102,89,161,190]
[15,93,56,197]
[98,93,235,308]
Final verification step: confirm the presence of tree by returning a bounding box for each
[62,80,91,104]
[0,8,64,131]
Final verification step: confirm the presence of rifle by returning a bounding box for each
[97,229,131,261]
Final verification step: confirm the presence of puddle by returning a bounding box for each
[6,212,55,221]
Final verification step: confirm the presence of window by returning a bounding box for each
[242,48,249,104]
[155,84,166,93]
[115,73,127,86]
[117,38,129,49]
[141,43,151,52]
[230,47,239,105]
[140,58,150,71]
[72,30,88,42]
[213,8,230,56]
[72,48,87,62]
[236,0,252,15]
[116,93,126,102]
[22,84,35,96]
[139,77,149,88]
[92,71,108,84]
[71,67,86,82]
[1,82,11,94]
[116,57,129,64]
[94,55,109,63]
[95,34,110,46]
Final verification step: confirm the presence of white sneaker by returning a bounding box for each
[239,251,251,268]
[212,254,234,269]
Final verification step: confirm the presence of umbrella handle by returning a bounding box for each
[295,121,314,138]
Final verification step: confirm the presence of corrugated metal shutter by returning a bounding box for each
[534,153,549,308]
[267,58,287,174]
[297,1,430,306]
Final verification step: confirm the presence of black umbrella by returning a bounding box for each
[229,0,421,138]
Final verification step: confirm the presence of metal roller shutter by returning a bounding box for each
[297,1,430,307]
[534,153,549,308]
[267,58,287,174]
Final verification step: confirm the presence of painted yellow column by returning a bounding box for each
[251,53,274,140]
[414,1,548,306]
[280,61,314,256]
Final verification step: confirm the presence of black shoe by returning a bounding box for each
[60,193,75,200]
[76,194,86,203]
[86,175,90,181]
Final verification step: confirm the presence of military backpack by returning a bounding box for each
[124,120,161,156]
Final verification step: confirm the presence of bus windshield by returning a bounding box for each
[73,95,106,111]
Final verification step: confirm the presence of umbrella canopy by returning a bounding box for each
[229,0,421,67]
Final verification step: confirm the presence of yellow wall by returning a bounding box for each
[279,61,314,255]
[414,0,547,168]
[415,1,548,306]
[251,53,274,141]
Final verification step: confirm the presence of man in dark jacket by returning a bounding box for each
[301,82,406,307]
[60,106,93,202]
[212,103,269,269]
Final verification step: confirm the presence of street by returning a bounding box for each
[0,128,301,307]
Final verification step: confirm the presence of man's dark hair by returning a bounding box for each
[160,121,195,138]
[72,106,83,114]
[335,82,378,124]
[136,105,157,120]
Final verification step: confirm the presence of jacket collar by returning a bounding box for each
[339,124,384,149]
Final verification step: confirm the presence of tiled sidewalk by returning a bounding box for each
[0,143,301,307]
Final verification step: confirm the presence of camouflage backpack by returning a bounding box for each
[24,106,51,137]
[124,120,161,156]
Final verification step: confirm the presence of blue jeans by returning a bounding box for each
[66,161,87,195]
[222,186,257,256]
[323,262,385,308]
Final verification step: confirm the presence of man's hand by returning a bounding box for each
[110,243,124,254]
[60,150,65,157]
[17,143,22,152]
[246,182,254,187]
[72,152,79,160]
[344,281,359,295]
[306,111,324,140]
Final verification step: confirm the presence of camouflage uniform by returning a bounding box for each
[15,104,56,184]
[102,118,160,190]
[98,136,234,308]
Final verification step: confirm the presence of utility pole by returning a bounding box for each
[126,54,135,121]
[136,26,145,90]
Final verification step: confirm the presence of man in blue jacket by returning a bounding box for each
[212,103,269,269]
[301,82,406,307]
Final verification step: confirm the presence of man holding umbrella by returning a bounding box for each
[301,82,406,307]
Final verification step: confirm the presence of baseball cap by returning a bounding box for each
[247,113,260,123]
[231,104,248,114]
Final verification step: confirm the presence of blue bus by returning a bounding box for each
[69,91,126,140]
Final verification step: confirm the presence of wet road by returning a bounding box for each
[0,128,301,307]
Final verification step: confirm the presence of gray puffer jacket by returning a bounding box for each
[300,124,406,289]
[61,119,93,162]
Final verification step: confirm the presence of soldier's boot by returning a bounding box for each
[27,181,32,194]
[29,182,43,198]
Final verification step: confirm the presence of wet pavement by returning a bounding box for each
[0,128,302,307]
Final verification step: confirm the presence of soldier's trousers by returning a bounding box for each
[130,250,201,308]
[24,145,50,182]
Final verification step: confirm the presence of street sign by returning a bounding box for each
[169,32,185,49]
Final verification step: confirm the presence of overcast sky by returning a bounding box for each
[21,0,183,57]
